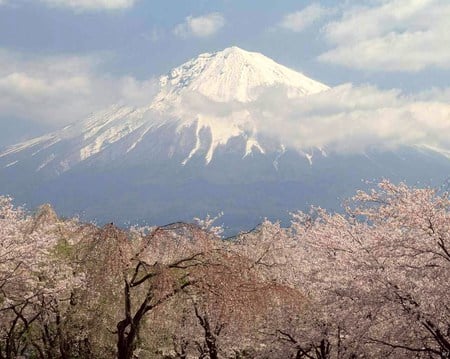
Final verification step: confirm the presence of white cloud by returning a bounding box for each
[319,0,450,71]
[173,13,225,38]
[38,0,137,11]
[279,3,334,32]
[173,83,450,155]
[0,49,158,126]
[1,0,137,11]
[141,27,163,43]
[252,84,450,153]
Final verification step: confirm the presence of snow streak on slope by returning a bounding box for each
[0,134,58,159]
[0,47,330,172]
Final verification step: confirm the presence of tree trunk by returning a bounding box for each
[194,306,219,359]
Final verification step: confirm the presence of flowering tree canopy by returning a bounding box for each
[0,181,448,358]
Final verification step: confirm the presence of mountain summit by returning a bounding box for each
[156,46,328,103]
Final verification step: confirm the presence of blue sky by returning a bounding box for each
[0,0,449,148]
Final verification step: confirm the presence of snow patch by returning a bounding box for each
[243,138,265,158]
[32,137,61,156]
[37,154,56,172]
[126,125,152,153]
[273,145,286,171]
[418,144,450,159]
[5,160,18,168]
[181,120,202,165]
[0,134,56,158]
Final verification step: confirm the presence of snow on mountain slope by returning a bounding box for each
[155,46,328,104]
[0,47,330,173]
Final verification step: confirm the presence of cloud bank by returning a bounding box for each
[172,84,450,156]
[319,0,450,71]
[279,4,334,32]
[0,50,158,126]
[173,13,225,38]
[252,84,450,154]
[0,0,137,11]
[39,0,137,11]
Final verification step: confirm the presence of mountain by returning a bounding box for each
[0,46,328,174]
[1,47,449,233]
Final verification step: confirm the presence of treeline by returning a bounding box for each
[0,180,449,358]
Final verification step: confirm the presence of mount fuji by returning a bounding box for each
[1,47,449,233]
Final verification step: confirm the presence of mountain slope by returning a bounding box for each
[0,47,449,234]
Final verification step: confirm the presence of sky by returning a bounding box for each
[0,0,449,152]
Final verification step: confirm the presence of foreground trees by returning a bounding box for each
[0,198,87,358]
[0,180,448,358]
[286,180,450,358]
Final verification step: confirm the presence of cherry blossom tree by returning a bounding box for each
[1,180,448,358]
[285,180,450,358]
[347,181,450,357]
[0,198,86,359]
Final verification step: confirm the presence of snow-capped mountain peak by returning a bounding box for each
[156,46,328,104]
[0,47,330,172]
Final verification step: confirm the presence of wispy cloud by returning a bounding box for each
[319,0,450,71]
[279,3,334,32]
[173,13,225,38]
[0,49,158,126]
[29,0,138,12]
